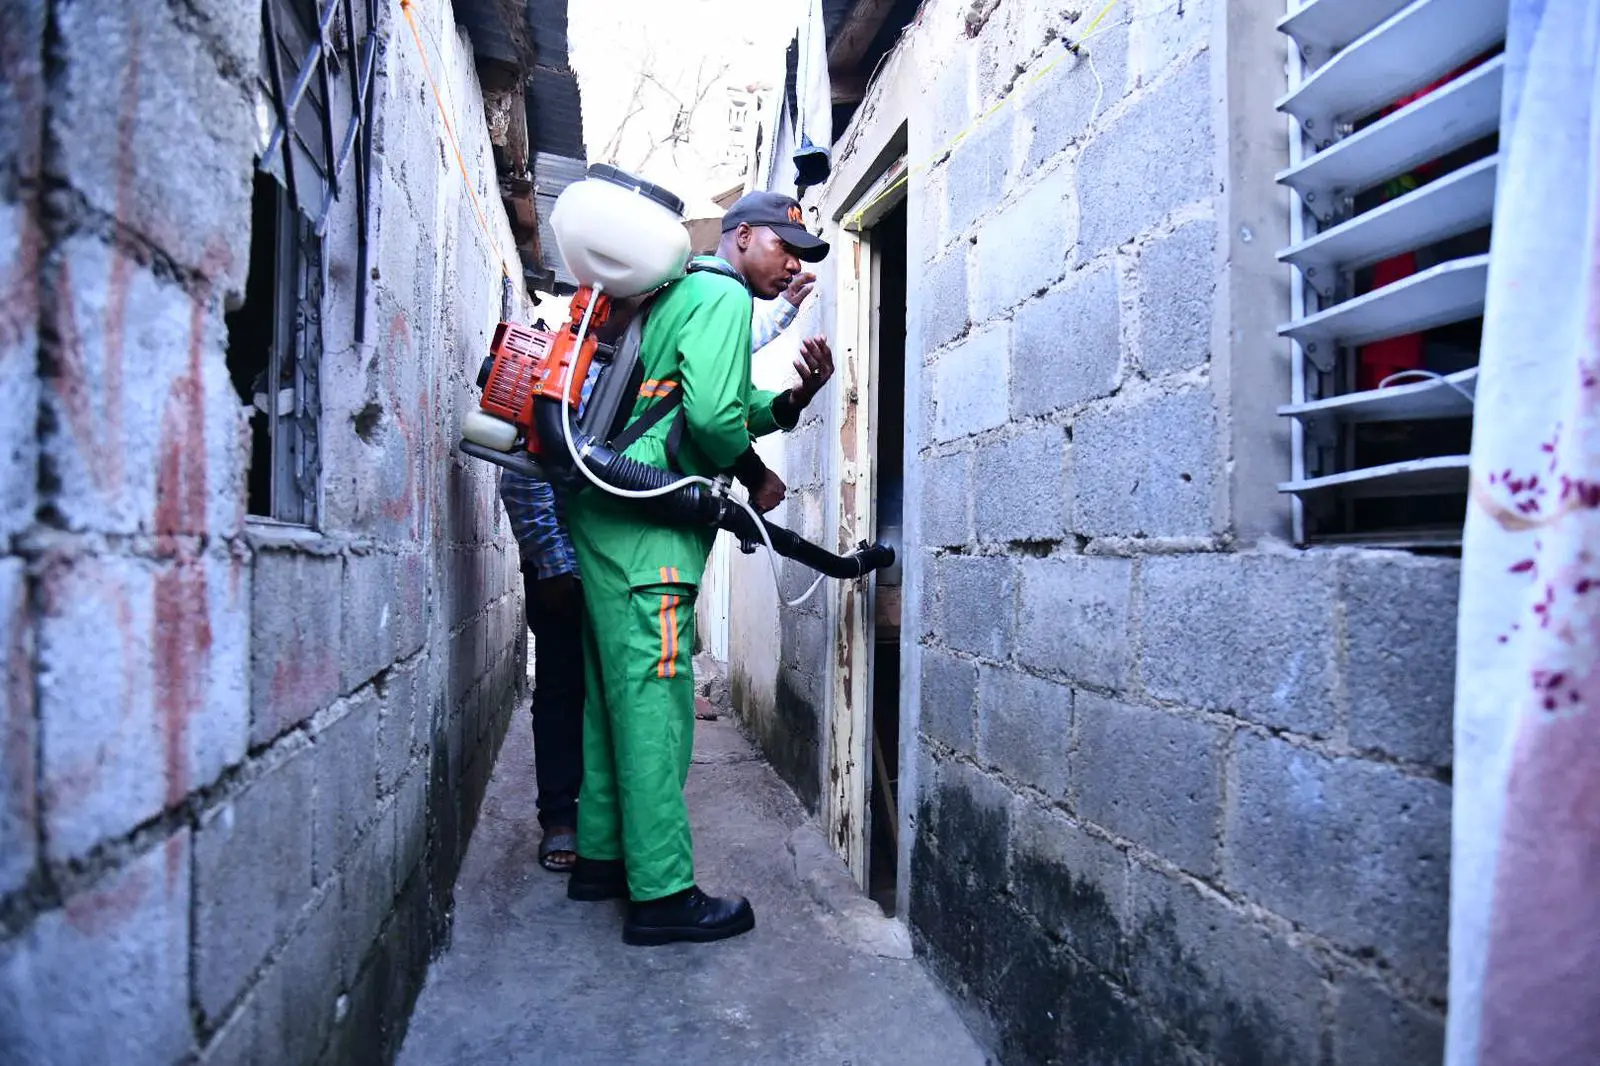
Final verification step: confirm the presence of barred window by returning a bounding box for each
[1277,0,1510,547]
[225,0,378,524]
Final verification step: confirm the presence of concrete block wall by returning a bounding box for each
[807,1,1458,1062]
[0,3,526,1064]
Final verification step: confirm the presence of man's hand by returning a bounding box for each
[748,468,787,514]
[782,272,817,309]
[788,336,835,410]
[535,573,580,614]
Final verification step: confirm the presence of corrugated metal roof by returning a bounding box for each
[525,66,585,158]
[453,0,529,67]
[533,152,587,289]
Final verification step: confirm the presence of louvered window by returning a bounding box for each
[1276,0,1510,546]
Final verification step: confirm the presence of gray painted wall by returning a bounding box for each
[0,3,526,1063]
[757,1,1459,1062]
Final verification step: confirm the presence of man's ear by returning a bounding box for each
[736,223,753,252]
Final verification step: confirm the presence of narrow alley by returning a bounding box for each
[397,690,987,1066]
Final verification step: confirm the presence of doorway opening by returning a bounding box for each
[867,199,907,917]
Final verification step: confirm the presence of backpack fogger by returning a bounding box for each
[457,164,895,585]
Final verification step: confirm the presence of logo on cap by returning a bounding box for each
[787,204,804,225]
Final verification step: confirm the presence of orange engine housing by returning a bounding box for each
[479,289,611,455]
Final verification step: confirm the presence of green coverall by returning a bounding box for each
[566,256,793,902]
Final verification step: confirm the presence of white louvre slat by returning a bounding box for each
[1279,454,1470,498]
[1280,156,1498,278]
[1278,0,1413,55]
[1280,254,1489,351]
[1278,0,1509,132]
[1277,55,1504,217]
[1279,368,1477,430]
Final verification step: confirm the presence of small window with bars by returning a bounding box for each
[1276,0,1511,547]
[226,0,378,524]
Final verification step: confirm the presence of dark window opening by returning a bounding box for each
[225,172,323,524]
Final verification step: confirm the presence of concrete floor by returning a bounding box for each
[397,710,990,1066]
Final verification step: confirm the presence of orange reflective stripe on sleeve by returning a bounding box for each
[657,593,672,678]
[656,592,683,679]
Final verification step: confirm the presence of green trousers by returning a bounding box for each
[569,512,703,902]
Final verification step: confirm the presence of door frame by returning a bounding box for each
[823,158,909,889]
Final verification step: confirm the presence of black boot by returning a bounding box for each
[623,886,755,946]
[567,857,628,902]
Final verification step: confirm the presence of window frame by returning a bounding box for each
[1276,0,1508,548]
[247,0,379,526]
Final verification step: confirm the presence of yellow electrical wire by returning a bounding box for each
[400,0,515,282]
[842,0,1121,231]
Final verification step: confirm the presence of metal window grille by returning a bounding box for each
[1276,0,1511,547]
[252,0,379,524]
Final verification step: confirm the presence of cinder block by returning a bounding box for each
[922,246,969,352]
[972,165,1076,321]
[194,746,315,1024]
[343,551,428,694]
[978,667,1073,797]
[920,648,979,756]
[251,550,343,747]
[931,324,1009,444]
[921,449,972,549]
[0,832,193,1066]
[1,201,39,545]
[1226,733,1450,998]
[340,801,398,967]
[0,559,36,895]
[946,111,1013,239]
[1343,554,1459,767]
[1009,800,1129,975]
[395,765,428,886]
[1128,0,1214,86]
[918,53,972,168]
[1137,219,1216,375]
[1075,695,1221,874]
[1017,554,1132,689]
[0,0,45,187]
[1140,552,1339,735]
[1018,23,1130,178]
[40,552,249,862]
[171,0,263,87]
[1072,387,1218,538]
[377,660,421,795]
[973,426,1068,543]
[1078,53,1214,255]
[251,882,342,1066]
[53,2,254,287]
[42,238,244,537]
[786,609,830,678]
[933,554,1015,660]
[1333,971,1446,1066]
[313,692,379,885]
[1128,863,1324,1064]
[916,754,1013,875]
[1011,266,1122,418]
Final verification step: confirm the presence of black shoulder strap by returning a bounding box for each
[686,258,748,287]
[610,386,683,454]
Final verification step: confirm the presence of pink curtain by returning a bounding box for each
[1448,2,1600,1064]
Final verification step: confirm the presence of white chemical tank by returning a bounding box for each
[551,165,691,298]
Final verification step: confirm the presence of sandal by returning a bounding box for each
[539,829,578,873]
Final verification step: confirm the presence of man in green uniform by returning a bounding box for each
[564,192,834,946]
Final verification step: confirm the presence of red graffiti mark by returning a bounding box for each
[65,855,150,936]
[48,29,144,500]
[150,246,229,815]
[380,312,423,534]
[4,580,35,837]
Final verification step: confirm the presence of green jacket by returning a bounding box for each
[565,255,793,589]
